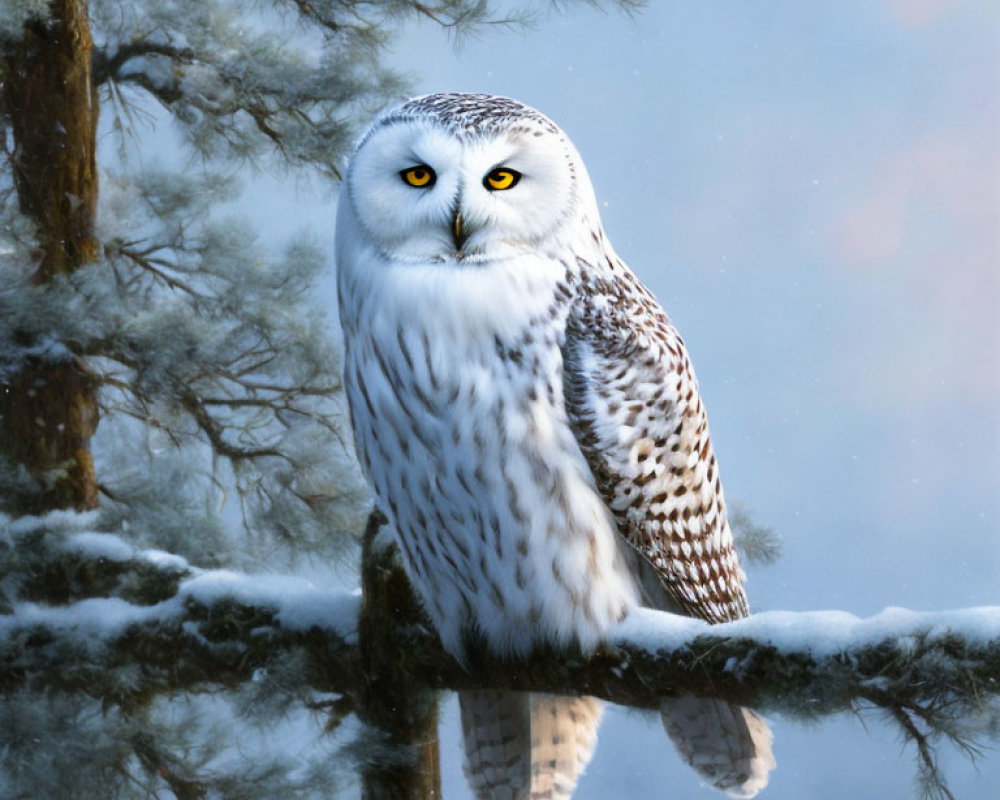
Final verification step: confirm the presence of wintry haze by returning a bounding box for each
[232,1,998,796]
[0,0,993,797]
[356,3,997,798]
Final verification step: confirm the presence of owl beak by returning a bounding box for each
[451,209,469,254]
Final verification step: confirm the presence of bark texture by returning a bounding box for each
[3,513,997,800]
[357,511,443,800]
[0,0,100,513]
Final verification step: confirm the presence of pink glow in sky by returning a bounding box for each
[837,131,999,271]
[834,126,1000,404]
[886,0,962,28]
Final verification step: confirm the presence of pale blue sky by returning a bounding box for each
[370,2,1000,798]
[215,2,997,795]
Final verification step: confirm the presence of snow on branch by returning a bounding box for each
[0,568,363,700]
[0,520,362,699]
[4,515,994,800]
[1,532,996,710]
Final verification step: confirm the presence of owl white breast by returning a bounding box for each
[336,93,641,659]
[336,92,750,656]
[337,93,774,798]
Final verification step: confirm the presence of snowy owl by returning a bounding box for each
[336,92,775,799]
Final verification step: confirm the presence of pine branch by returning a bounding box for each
[2,530,997,716]
[2,519,997,798]
[132,732,208,800]
[92,41,197,91]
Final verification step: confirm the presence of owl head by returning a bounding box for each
[340,93,601,264]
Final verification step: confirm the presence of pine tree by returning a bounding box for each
[0,1,638,797]
[1,3,995,800]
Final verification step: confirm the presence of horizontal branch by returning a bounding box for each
[2,529,998,725]
[468,606,1000,717]
[1,566,363,700]
[92,41,196,90]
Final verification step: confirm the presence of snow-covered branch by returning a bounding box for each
[2,520,997,798]
[3,526,997,717]
[1,564,362,700]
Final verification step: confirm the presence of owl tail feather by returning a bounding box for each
[459,690,603,800]
[660,696,775,798]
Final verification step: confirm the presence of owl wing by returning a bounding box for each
[562,253,748,624]
[562,253,775,798]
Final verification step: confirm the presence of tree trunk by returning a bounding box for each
[357,511,442,800]
[0,0,100,513]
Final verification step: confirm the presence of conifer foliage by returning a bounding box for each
[0,1,636,796]
[0,3,994,800]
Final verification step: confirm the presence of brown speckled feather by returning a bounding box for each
[563,249,775,798]
[563,250,748,624]
[460,691,603,800]
[563,249,775,797]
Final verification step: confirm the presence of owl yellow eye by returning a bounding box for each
[401,165,435,188]
[484,167,521,191]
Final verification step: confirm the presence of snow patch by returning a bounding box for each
[5,508,103,536]
[178,571,360,639]
[614,605,1000,659]
[0,596,180,646]
[0,560,361,649]
[63,532,135,562]
[615,607,707,650]
[56,532,191,572]
[140,548,192,571]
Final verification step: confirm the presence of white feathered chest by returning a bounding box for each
[334,92,773,798]
[338,240,640,658]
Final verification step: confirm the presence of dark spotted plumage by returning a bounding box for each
[396,92,561,136]
[563,252,749,624]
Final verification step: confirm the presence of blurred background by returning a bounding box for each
[346,2,997,797]
[49,0,995,796]
[2,1,995,797]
